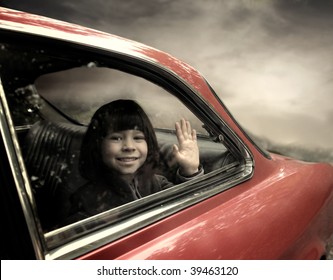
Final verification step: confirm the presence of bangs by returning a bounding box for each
[107,111,145,133]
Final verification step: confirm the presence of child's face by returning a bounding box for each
[101,129,148,179]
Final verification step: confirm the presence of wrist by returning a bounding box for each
[179,165,202,177]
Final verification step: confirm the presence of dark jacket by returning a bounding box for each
[68,174,172,220]
[66,166,203,224]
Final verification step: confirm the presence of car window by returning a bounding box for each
[35,67,208,134]
[0,38,245,259]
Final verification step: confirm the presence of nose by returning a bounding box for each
[122,137,135,151]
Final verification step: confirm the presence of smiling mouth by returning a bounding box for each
[117,157,139,162]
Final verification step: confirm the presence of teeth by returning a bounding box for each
[118,157,137,162]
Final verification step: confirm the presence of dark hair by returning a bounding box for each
[79,99,159,181]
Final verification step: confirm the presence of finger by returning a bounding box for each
[191,129,197,141]
[181,118,189,139]
[186,120,192,138]
[172,144,179,155]
[175,121,185,142]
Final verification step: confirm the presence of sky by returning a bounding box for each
[1,0,333,160]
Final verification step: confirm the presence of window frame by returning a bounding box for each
[0,31,253,259]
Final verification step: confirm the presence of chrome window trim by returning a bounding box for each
[0,78,45,259]
[45,162,252,260]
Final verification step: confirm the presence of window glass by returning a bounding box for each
[35,67,207,134]
[1,41,237,252]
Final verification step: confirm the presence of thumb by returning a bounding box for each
[172,144,179,156]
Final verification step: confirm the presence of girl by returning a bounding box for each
[68,99,203,221]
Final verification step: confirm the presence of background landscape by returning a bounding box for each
[2,0,333,162]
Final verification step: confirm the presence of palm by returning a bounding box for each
[173,119,200,176]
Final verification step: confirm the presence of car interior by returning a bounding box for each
[22,118,235,231]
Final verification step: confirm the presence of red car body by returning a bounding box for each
[0,7,332,260]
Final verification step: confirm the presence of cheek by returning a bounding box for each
[141,143,148,159]
[101,141,118,158]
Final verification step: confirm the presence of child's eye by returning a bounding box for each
[108,135,122,141]
[134,134,146,141]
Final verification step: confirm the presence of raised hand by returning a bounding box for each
[172,118,200,176]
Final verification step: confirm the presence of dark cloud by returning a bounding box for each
[1,0,332,156]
